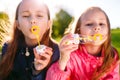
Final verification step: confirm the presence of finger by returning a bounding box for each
[33,48,40,59]
[60,34,73,45]
[34,59,45,70]
[40,52,51,60]
[44,47,53,56]
[34,58,48,66]
[45,47,52,51]
[60,44,79,53]
[60,37,73,45]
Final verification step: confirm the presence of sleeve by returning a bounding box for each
[46,62,71,80]
[31,58,48,80]
[101,61,120,80]
[31,70,46,80]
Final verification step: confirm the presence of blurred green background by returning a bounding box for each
[111,29,120,56]
[0,9,120,58]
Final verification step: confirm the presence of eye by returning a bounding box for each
[85,23,93,26]
[99,23,105,26]
[22,14,30,18]
[23,15,29,17]
[37,15,43,18]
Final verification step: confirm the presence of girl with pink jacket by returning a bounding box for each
[46,7,120,80]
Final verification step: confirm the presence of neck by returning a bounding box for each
[84,44,102,56]
[25,38,39,46]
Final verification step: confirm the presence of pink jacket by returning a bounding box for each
[46,45,120,80]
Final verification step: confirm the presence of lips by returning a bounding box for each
[31,26,40,35]
[33,28,37,31]
[93,33,103,41]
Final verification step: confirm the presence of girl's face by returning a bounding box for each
[80,10,108,46]
[17,0,51,43]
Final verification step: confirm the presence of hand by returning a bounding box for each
[59,33,79,70]
[33,46,53,71]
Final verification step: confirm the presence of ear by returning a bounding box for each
[15,20,21,30]
[47,20,52,30]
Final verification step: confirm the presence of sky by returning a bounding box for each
[0,0,120,29]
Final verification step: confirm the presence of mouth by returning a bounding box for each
[93,33,103,41]
[32,28,37,31]
[31,26,40,35]
[89,33,103,42]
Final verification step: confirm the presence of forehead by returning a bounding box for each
[81,9,106,21]
[19,0,48,13]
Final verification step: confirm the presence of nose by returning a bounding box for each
[30,19,36,25]
[93,26,101,32]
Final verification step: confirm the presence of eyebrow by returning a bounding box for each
[20,10,45,14]
[20,11,29,14]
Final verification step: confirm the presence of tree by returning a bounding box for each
[0,12,9,21]
[52,9,74,41]
[0,12,11,48]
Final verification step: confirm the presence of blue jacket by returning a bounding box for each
[1,42,60,80]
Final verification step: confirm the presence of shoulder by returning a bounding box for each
[112,47,119,60]
[50,38,59,52]
[1,42,9,56]
[50,39,60,63]
[102,60,120,79]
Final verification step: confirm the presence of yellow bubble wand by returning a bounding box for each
[79,33,103,42]
[31,26,40,46]
[65,33,103,44]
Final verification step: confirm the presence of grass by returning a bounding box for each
[111,29,120,56]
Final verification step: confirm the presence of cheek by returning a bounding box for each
[18,20,30,31]
[39,25,48,34]
[80,27,91,35]
[18,21,30,34]
[18,16,29,26]
[18,23,28,32]
[101,27,109,35]
[18,20,27,29]
[40,22,49,31]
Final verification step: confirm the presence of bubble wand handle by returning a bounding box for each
[31,26,40,46]
[36,35,40,46]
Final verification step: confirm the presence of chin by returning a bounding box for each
[92,42,103,46]
[92,40,105,46]
[28,35,38,40]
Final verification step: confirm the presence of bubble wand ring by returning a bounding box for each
[31,26,40,35]
[31,26,40,45]
[93,33,103,41]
